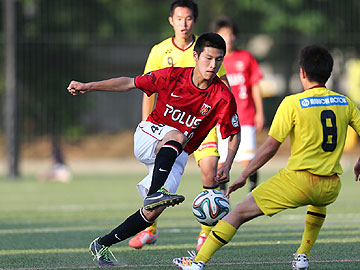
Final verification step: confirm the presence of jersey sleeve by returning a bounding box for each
[268,97,294,143]
[144,45,161,74]
[348,98,360,135]
[218,95,241,139]
[135,68,169,97]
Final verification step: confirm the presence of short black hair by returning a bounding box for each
[170,0,198,20]
[299,45,333,84]
[194,33,226,57]
[210,16,238,36]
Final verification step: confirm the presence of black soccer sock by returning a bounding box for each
[202,184,220,190]
[148,140,183,195]
[98,209,153,247]
[249,171,258,191]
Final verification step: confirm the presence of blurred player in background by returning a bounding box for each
[133,0,230,250]
[173,44,360,270]
[38,136,72,183]
[213,17,264,191]
[68,33,240,267]
[193,17,264,251]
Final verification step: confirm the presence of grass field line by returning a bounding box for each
[0,214,359,235]
[2,237,360,256]
[1,259,360,270]
[0,226,101,234]
[1,225,359,236]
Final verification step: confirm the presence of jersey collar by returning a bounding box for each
[172,35,196,52]
[308,84,326,90]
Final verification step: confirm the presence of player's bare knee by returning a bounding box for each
[230,195,262,224]
[169,131,187,146]
[231,204,251,222]
[156,130,187,153]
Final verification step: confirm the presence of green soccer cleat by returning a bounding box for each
[144,187,185,210]
[89,237,118,267]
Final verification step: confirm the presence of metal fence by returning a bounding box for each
[1,0,360,176]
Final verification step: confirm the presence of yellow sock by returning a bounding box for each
[297,205,326,257]
[195,220,237,263]
[146,219,158,234]
[199,224,212,237]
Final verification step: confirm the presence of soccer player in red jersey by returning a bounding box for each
[67,33,240,267]
[138,0,231,251]
[213,17,264,191]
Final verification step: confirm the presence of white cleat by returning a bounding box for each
[292,253,309,270]
[173,251,205,270]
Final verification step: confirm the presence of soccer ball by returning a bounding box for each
[192,189,230,226]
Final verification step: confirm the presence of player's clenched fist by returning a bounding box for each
[67,81,89,95]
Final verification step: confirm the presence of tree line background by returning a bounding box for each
[1,0,360,177]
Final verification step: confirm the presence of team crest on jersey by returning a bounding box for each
[200,103,212,115]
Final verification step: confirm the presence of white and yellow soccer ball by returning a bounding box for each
[192,189,230,226]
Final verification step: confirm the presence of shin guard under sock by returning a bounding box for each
[196,220,237,263]
[98,209,153,247]
[297,206,326,257]
[148,140,183,195]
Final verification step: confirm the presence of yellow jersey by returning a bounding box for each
[269,86,360,175]
[144,35,226,77]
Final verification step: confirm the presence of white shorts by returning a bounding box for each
[134,121,189,198]
[218,125,256,163]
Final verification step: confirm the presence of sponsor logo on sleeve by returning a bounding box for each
[231,114,239,128]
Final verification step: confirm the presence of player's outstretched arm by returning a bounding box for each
[67,77,136,96]
[226,136,281,197]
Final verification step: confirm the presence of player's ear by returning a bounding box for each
[168,16,174,27]
[300,67,306,79]
[193,51,199,62]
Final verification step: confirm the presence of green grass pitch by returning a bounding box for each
[0,160,359,269]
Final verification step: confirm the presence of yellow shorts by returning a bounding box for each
[193,127,219,165]
[252,168,341,216]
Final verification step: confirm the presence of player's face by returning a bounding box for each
[169,7,197,39]
[194,47,224,81]
[217,27,236,54]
